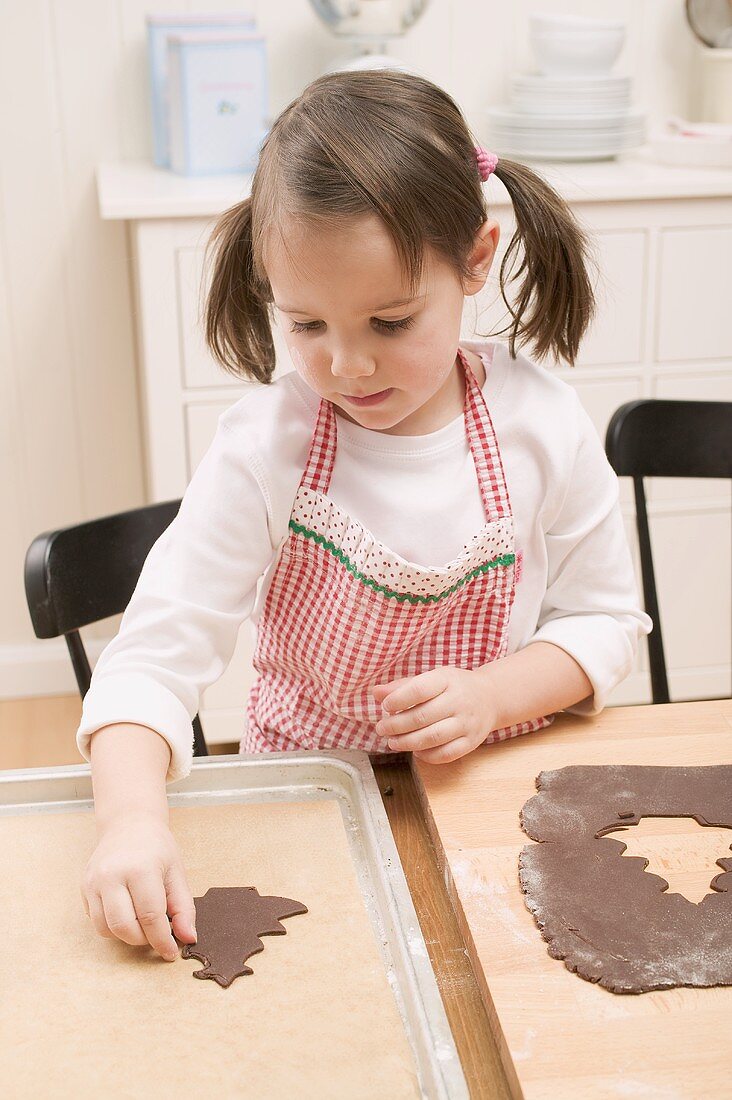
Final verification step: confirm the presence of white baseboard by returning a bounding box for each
[0,639,111,699]
[609,667,731,707]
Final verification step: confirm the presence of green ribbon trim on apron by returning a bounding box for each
[288,520,514,606]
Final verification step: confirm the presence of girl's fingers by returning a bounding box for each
[413,736,474,765]
[127,872,180,961]
[165,863,197,944]
[371,677,410,703]
[379,672,446,716]
[387,717,459,753]
[101,885,150,947]
[87,892,115,939]
[379,694,449,738]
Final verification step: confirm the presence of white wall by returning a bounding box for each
[0,0,697,694]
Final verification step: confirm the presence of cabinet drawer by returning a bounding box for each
[579,231,646,366]
[465,230,646,368]
[652,506,731,678]
[656,227,732,362]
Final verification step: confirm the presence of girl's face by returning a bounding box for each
[265,214,498,435]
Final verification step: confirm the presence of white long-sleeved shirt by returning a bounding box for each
[77,340,652,780]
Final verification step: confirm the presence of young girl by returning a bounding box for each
[77,70,651,962]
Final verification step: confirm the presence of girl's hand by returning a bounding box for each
[372,666,497,764]
[81,812,197,962]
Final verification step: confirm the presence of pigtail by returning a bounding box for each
[492,159,596,367]
[203,197,276,384]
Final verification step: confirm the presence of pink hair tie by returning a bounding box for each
[475,145,498,181]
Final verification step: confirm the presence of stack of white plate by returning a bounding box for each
[511,73,631,115]
[486,16,646,162]
[487,97,645,162]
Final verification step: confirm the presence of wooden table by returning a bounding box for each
[383,699,732,1100]
[375,754,511,1099]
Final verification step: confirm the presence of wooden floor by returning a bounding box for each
[0,694,84,769]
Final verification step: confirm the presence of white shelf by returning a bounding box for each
[97,161,254,219]
[97,153,732,221]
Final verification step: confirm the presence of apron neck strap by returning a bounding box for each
[300,397,337,496]
[460,346,511,519]
[300,347,511,520]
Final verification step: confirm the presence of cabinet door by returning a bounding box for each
[649,507,731,701]
[579,231,647,366]
[656,227,732,362]
[463,228,646,367]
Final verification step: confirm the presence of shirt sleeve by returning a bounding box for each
[527,393,652,714]
[76,419,276,782]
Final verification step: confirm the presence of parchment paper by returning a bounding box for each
[1,799,419,1098]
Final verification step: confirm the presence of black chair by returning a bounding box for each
[24,500,208,757]
[605,399,732,704]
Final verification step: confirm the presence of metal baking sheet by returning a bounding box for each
[0,749,467,1099]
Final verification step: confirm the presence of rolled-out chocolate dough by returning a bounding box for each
[518,765,732,994]
[179,887,308,988]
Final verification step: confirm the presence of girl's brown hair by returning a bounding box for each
[205,69,595,383]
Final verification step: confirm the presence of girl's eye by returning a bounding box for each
[289,316,415,335]
[374,316,415,333]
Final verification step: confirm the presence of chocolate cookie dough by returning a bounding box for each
[180,886,308,988]
[518,765,732,994]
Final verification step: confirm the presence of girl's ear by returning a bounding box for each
[463,219,500,297]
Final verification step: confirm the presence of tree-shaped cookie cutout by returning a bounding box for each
[180,887,308,988]
[603,816,732,904]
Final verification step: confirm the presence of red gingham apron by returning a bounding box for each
[243,347,553,753]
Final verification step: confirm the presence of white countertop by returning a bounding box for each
[96,154,732,220]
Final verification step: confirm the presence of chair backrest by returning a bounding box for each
[606,400,732,480]
[24,500,209,757]
[25,500,182,639]
[605,399,732,704]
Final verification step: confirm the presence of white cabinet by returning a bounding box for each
[100,159,732,741]
[656,227,732,362]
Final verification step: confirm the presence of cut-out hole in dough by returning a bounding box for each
[602,816,732,905]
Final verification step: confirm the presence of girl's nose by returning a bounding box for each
[330,352,376,380]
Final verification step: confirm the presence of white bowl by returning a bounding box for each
[530,13,625,34]
[530,28,625,75]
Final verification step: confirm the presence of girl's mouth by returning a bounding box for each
[341,388,394,407]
